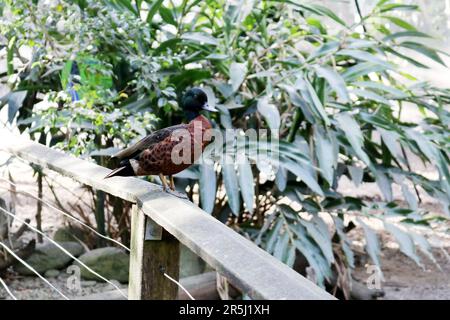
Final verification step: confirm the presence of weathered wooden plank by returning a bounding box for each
[145,216,163,240]
[1,132,335,300]
[139,194,334,300]
[0,132,161,203]
[128,204,146,300]
[128,204,179,300]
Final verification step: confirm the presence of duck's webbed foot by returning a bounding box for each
[165,188,189,199]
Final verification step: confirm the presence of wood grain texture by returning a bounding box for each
[1,132,335,300]
[128,205,179,300]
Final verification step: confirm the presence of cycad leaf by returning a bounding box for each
[7,91,27,123]
[266,218,283,253]
[238,157,254,213]
[342,62,389,81]
[381,15,417,31]
[383,31,431,42]
[257,96,280,130]
[399,41,446,66]
[348,165,364,187]
[335,112,372,167]
[296,75,330,125]
[313,65,350,103]
[333,217,355,268]
[314,126,336,185]
[199,163,216,214]
[275,167,287,191]
[376,170,393,202]
[292,224,332,286]
[300,216,335,265]
[281,157,324,196]
[181,32,219,46]
[296,3,347,26]
[337,49,392,68]
[352,81,407,98]
[378,128,406,164]
[221,157,241,216]
[273,231,289,261]
[308,41,340,61]
[357,218,381,268]
[379,4,418,13]
[350,88,391,105]
[146,0,164,23]
[230,62,247,92]
[385,222,422,267]
[410,232,439,267]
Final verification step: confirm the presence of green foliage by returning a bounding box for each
[1,0,449,294]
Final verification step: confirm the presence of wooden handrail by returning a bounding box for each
[0,131,335,300]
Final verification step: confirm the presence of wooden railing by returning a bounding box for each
[0,131,335,300]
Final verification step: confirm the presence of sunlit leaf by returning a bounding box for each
[335,112,372,167]
[385,222,422,267]
[181,32,219,46]
[357,218,381,268]
[229,62,247,92]
[313,65,350,103]
[221,156,241,216]
[199,163,216,214]
[238,157,254,213]
[257,96,280,130]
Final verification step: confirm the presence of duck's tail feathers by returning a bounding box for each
[104,160,136,179]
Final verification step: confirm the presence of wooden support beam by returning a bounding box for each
[2,133,335,300]
[128,205,180,300]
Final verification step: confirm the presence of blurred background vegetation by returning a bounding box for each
[1,0,449,297]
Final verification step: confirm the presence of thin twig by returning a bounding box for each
[400,146,423,204]
[354,0,367,33]
[35,170,43,243]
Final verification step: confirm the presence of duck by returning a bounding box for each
[105,88,217,198]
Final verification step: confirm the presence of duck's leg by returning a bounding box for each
[169,175,176,191]
[159,174,169,191]
[164,175,188,199]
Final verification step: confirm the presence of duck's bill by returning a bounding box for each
[202,104,218,112]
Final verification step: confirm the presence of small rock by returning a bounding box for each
[14,241,85,275]
[81,280,97,287]
[74,247,129,283]
[44,269,60,278]
[53,225,90,244]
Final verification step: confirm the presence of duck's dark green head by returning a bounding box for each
[182,88,217,120]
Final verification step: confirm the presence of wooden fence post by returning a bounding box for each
[128,204,180,300]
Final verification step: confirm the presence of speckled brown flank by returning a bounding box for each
[134,115,212,176]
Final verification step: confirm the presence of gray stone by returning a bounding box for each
[44,269,60,278]
[74,247,129,283]
[53,225,90,244]
[81,280,97,287]
[14,241,85,275]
